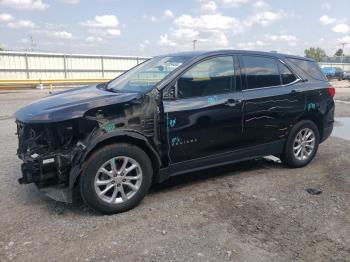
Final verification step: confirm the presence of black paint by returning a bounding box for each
[14,50,335,203]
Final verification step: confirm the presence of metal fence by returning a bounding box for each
[0,51,149,86]
[1,51,349,88]
[319,62,350,71]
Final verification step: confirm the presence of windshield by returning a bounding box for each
[107,56,190,93]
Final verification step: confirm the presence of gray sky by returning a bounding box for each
[0,0,349,56]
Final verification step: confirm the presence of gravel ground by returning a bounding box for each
[0,88,350,262]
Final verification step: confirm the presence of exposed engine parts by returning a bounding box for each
[16,118,97,187]
[16,90,159,197]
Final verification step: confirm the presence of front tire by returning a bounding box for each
[80,143,153,214]
[281,120,320,168]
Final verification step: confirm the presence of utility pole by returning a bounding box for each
[340,43,345,69]
[30,36,35,52]
[193,39,197,51]
[339,42,349,71]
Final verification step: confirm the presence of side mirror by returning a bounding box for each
[163,82,177,100]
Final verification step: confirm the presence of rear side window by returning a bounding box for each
[278,62,297,85]
[287,58,326,81]
[242,56,280,89]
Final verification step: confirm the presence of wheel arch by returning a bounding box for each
[296,113,323,141]
[69,131,161,189]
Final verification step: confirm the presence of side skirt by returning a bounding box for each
[158,139,285,183]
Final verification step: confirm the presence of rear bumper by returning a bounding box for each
[321,123,333,143]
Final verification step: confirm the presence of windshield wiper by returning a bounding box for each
[97,82,120,92]
[96,82,107,89]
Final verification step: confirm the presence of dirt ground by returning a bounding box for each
[0,87,350,262]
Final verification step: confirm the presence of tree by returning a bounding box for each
[304,47,327,62]
[334,48,343,57]
[0,46,4,51]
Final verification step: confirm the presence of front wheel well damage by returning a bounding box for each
[72,135,161,188]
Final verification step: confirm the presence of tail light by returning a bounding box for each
[327,86,335,97]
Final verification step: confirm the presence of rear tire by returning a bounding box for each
[80,143,153,214]
[281,120,319,168]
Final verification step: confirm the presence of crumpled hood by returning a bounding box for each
[15,85,140,123]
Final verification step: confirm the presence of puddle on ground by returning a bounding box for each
[335,99,350,105]
[332,117,350,140]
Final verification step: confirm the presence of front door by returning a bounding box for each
[163,55,244,164]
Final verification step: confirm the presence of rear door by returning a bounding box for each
[240,55,305,146]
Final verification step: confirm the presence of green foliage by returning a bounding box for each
[334,48,343,57]
[304,47,327,62]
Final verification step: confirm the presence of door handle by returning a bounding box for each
[290,89,302,95]
[224,98,241,107]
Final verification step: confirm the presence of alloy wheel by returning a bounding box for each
[94,156,143,204]
[293,128,316,161]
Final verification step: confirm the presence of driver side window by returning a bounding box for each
[177,56,235,99]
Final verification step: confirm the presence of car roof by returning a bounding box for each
[160,50,313,61]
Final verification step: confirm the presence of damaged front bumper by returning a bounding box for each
[19,154,65,185]
[18,152,78,203]
[16,120,90,203]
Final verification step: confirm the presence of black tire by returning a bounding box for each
[80,143,153,214]
[281,120,320,168]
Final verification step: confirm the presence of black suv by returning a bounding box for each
[15,50,335,214]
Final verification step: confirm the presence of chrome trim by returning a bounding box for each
[278,59,304,82]
[242,78,301,92]
[242,58,303,92]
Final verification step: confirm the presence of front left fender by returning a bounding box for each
[68,129,161,188]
